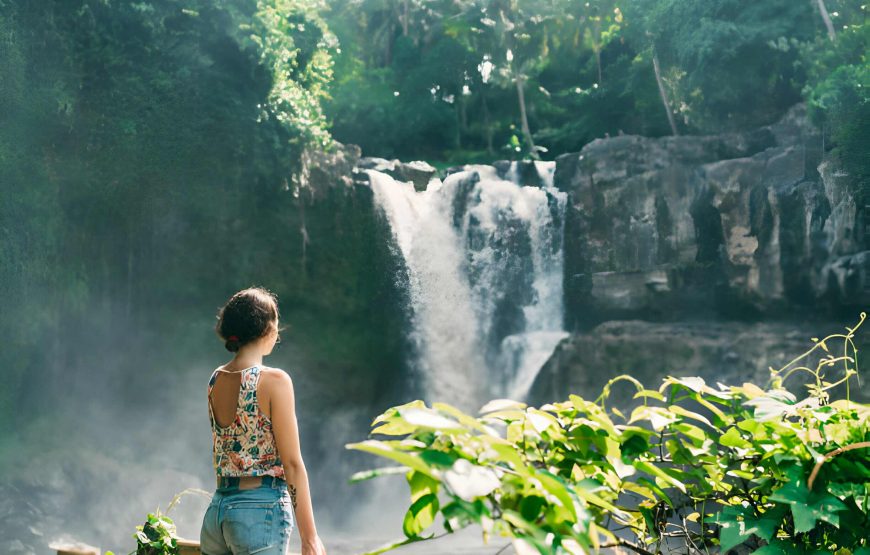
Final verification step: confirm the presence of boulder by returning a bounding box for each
[356,156,437,191]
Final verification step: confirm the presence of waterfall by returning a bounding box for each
[368,161,568,410]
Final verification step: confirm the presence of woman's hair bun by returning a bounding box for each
[225,335,242,353]
[216,287,279,352]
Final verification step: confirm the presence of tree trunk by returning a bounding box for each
[594,47,602,86]
[594,18,603,85]
[651,46,678,136]
[298,192,309,278]
[402,0,409,36]
[384,21,394,66]
[514,71,539,159]
[460,91,468,131]
[455,100,462,149]
[815,0,836,41]
[482,88,494,155]
[458,92,468,148]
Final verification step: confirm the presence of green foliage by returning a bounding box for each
[248,0,337,149]
[105,488,210,555]
[620,0,817,132]
[797,3,869,199]
[323,0,866,161]
[130,511,179,555]
[348,314,870,554]
[0,1,408,453]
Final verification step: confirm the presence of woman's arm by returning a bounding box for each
[267,369,326,555]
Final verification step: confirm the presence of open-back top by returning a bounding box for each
[207,365,285,478]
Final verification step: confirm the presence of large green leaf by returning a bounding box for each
[346,440,437,478]
[535,470,578,520]
[574,478,627,518]
[720,427,750,449]
[399,407,465,431]
[715,505,787,552]
[443,458,501,501]
[349,466,410,482]
[768,475,849,532]
[634,460,687,494]
[714,505,752,553]
[402,493,439,537]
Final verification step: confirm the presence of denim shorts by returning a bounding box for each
[200,476,295,555]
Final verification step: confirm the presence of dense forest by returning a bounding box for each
[0,0,867,552]
[2,0,865,419]
[325,0,867,167]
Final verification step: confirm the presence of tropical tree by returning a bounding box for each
[620,0,818,133]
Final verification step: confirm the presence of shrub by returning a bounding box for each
[348,313,870,554]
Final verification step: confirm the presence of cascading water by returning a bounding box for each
[368,161,568,410]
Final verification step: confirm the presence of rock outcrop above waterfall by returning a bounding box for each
[353,156,438,191]
[297,142,437,194]
[555,103,868,328]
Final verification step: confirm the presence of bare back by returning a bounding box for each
[209,364,282,427]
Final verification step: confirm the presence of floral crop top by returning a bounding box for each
[207,365,285,478]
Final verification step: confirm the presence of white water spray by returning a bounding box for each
[368,161,568,409]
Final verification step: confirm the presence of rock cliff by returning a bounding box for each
[555,103,867,329]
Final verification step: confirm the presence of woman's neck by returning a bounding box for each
[222,353,263,372]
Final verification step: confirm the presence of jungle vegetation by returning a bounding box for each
[0,0,865,484]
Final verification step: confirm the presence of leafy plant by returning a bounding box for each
[107,487,210,555]
[348,313,870,554]
[797,2,869,199]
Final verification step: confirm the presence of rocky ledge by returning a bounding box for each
[529,318,870,409]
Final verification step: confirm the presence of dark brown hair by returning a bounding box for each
[215,287,280,352]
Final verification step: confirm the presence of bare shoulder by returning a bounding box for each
[260,366,293,388]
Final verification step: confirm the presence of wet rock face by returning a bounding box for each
[528,319,870,410]
[555,103,868,328]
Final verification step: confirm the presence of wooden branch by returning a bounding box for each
[807,441,870,490]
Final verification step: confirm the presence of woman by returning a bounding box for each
[200,287,327,555]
